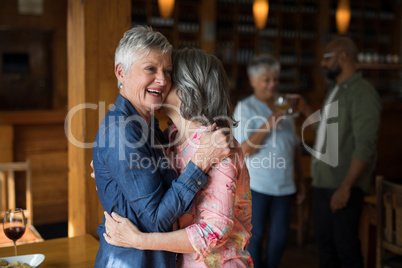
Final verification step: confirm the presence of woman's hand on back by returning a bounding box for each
[104,211,145,249]
[191,123,235,174]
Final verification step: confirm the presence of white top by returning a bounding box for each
[232,95,299,196]
[314,85,339,153]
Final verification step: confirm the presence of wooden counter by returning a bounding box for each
[0,234,99,267]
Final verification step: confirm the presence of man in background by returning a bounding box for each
[303,36,381,268]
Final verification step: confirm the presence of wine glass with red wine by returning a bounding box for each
[3,208,26,256]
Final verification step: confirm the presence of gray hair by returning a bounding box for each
[247,54,281,78]
[172,47,237,128]
[115,25,172,88]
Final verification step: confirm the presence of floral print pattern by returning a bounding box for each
[170,126,253,267]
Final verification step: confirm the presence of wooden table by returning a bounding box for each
[0,234,99,267]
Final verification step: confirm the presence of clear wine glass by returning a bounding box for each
[285,94,301,117]
[273,94,289,130]
[275,94,301,117]
[3,208,26,256]
[274,94,290,115]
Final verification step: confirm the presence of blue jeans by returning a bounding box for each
[248,190,292,268]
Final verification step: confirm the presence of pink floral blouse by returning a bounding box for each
[168,126,253,268]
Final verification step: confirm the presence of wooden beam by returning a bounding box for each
[67,0,131,238]
[0,111,66,125]
[0,125,13,163]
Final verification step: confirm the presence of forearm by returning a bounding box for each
[120,160,207,232]
[141,229,196,254]
[140,161,207,231]
[241,121,271,156]
[330,158,367,212]
[339,158,367,190]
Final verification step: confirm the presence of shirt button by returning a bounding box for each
[197,180,201,185]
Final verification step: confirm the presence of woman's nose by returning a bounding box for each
[155,71,168,85]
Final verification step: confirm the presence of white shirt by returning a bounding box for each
[232,95,299,196]
[315,85,339,153]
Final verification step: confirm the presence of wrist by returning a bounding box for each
[138,232,150,250]
[191,150,211,174]
[264,119,272,132]
[339,183,351,192]
[199,158,210,174]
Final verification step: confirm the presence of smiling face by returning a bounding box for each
[116,49,172,121]
[250,68,279,103]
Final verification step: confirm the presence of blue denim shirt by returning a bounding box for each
[93,94,208,268]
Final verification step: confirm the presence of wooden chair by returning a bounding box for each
[376,175,402,268]
[0,160,43,247]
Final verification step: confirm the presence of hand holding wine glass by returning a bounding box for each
[274,94,290,115]
[3,208,26,256]
[285,94,301,117]
[275,94,301,117]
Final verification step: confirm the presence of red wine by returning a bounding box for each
[4,227,25,241]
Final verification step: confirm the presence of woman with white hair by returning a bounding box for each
[92,27,232,268]
[232,54,305,268]
[102,48,253,267]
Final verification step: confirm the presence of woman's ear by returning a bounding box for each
[115,63,125,84]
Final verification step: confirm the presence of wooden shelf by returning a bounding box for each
[130,0,401,104]
[0,110,67,125]
[357,63,402,70]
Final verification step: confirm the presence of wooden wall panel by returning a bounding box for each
[67,0,131,238]
[0,125,13,162]
[13,123,68,225]
[0,0,68,110]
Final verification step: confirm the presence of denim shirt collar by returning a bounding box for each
[113,94,160,130]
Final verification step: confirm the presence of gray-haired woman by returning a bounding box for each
[232,54,306,268]
[101,48,254,267]
[93,27,233,268]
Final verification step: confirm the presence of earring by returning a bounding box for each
[119,84,123,90]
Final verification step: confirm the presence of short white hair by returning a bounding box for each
[114,25,172,88]
[247,54,280,78]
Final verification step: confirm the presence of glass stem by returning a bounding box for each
[13,240,17,256]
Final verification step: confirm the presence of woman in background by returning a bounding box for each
[232,54,305,268]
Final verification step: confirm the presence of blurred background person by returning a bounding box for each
[302,36,381,268]
[232,54,306,268]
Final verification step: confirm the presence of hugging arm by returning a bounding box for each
[104,159,239,259]
[94,123,234,233]
[104,212,196,253]
[95,124,208,233]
